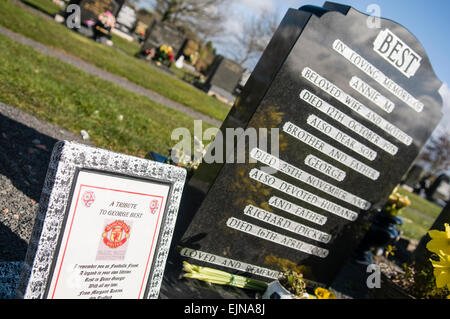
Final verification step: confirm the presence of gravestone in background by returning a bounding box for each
[141,21,185,56]
[134,9,160,37]
[115,4,136,34]
[16,141,186,299]
[165,1,443,295]
[68,0,125,23]
[180,39,199,60]
[413,202,447,265]
[202,56,244,103]
[426,173,450,205]
[402,164,424,188]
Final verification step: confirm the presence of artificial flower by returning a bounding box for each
[429,250,450,290]
[314,287,336,299]
[426,223,450,255]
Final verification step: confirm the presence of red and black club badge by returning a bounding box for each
[81,190,96,208]
[149,199,160,214]
[102,220,131,248]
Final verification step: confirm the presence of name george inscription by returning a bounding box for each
[250,148,371,209]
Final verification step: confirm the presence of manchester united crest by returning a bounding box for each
[81,190,95,208]
[149,199,159,214]
[102,220,131,248]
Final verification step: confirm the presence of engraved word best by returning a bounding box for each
[373,28,422,78]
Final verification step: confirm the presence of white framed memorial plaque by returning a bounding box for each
[16,141,186,299]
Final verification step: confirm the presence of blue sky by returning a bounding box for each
[140,0,450,131]
[224,0,450,132]
[140,1,449,84]
[228,0,449,85]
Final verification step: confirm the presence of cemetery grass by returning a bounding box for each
[20,0,60,16]
[0,0,231,122]
[397,208,434,241]
[397,187,442,219]
[396,187,442,241]
[0,33,214,158]
[169,64,199,85]
[111,34,141,57]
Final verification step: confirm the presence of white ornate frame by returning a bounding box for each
[16,141,186,299]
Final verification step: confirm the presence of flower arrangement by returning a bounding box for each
[182,261,268,292]
[277,270,307,297]
[386,222,450,298]
[98,11,116,29]
[427,223,450,292]
[144,48,156,61]
[314,287,336,299]
[170,136,208,171]
[276,271,336,299]
[182,261,337,299]
[189,51,199,65]
[155,44,175,65]
[384,186,411,216]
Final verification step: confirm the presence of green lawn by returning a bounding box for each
[398,208,435,241]
[396,187,442,241]
[111,34,141,57]
[397,187,442,219]
[0,33,214,158]
[0,0,231,122]
[21,0,61,16]
[169,63,200,85]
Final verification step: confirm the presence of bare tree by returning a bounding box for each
[224,9,280,67]
[151,0,228,41]
[419,131,450,173]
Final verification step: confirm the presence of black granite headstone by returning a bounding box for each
[141,21,185,56]
[203,56,244,100]
[426,173,450,205]
[167,1,444,293]
[403,164,424,187]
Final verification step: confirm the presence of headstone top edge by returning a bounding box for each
[297,3,443,97]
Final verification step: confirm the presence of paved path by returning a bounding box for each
[0,25,221,127]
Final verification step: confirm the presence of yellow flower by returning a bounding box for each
[426,223,450,255]
[396,195,411,208]
[430,250,450,290]
[386,245,396,256]
[388,193,399,204]
[314,287,336,299]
